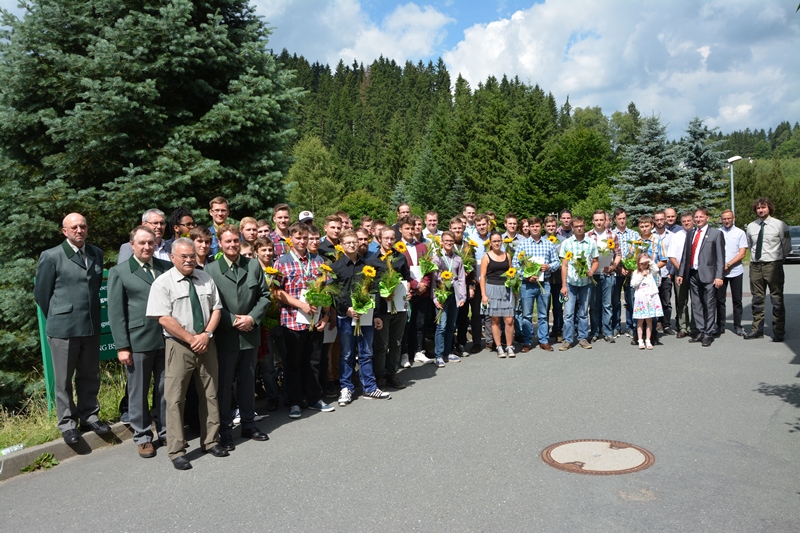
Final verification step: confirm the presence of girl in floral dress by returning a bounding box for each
[631,254,663,350]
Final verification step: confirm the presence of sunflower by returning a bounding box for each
[334,244,344,254]
[434,235,442,245]
[467,239,478,247]
[518,251,526,260]
[362,265,377,278]
[380,252,392,261]
[320,263,333,272]
[503,237,514,244]
[489,219,497,230]
[285,237,293,248]
[505,267,517,277]
[440,270,453,281]
[547,234,558,244]
[264,266,280,275]
[606,238,615,249]
[394,241,407,253]
[564,251,574,261]
[483,239,490,247]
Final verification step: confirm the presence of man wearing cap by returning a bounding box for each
[299,210,314,224]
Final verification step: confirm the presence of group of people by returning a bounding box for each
[34,195,792,470]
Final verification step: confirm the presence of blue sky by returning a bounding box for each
[2,0,798,140]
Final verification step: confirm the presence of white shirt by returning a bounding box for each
[655,229,673,276]
[690,225,708,270]
[668,229,687,267]
[721,225,747,277]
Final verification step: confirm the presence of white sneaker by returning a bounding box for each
[338,388,352,406]
[253,412,263,422]
[232,408,240,425]
[400,353,411,368]
[506,346,516,358]
[414,351,432,364]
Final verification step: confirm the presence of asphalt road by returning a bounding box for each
[2,267,799,532]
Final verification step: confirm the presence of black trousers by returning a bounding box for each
[282,327,323,406]
[402,295,430,355]
[457,284,483,349]
[715,273,743,331]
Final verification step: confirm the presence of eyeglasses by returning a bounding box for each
[147,221,167,227]
[179,222,197,228]
[342,241,358,247]
[210,209,229,214]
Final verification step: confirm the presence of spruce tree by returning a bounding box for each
[680,117,728,212]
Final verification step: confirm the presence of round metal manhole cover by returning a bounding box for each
[541,439,655,475]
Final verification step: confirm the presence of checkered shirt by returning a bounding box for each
[612,227,641,259]
[512,236,560,280]
[276,251,323,331]
[270,230,290,258]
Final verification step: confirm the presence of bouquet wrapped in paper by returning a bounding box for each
[378,253,403,314]
[433,270,453,324]
[305,263,339,310]
[456,239,477,274]
[418,245,439,277]
[622,239,645,272]
[596,237,615,256]
[517,251,543,289]
[350,265,377,336]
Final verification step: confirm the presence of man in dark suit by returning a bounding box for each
[108,226,172,458]
[397,216,434,364]
[34,213,110,444]
[206,225,271,450]
[676,208,725,347]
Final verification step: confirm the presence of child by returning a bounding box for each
[631,254,663,350]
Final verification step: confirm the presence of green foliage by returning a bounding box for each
[733,157,800,225]
[338,190,390,223]
[21,452,59,473]
[680,117,728,212]
[285,135,343,218]
[572,183,615,221]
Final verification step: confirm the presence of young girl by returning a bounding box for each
[631,254,663,350]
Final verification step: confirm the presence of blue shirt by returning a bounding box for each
[613,227,641,258]
[513,236,560,281]
[559,236,599,287]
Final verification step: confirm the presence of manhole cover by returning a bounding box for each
[541,439,655,475]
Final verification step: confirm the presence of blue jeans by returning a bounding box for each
[337,317,377,393]
[564,283,591,343]
[612,274,635,333]
[590,274,615,338]
[434,295,458,358]
[520,280,551,345]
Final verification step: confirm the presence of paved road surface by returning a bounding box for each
[2,267,799,532]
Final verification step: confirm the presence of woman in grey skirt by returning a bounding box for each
[479,231,516,358]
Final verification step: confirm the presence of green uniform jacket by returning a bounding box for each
[206,255,270,351]
[34,240,104,338]
[107,256,173,353]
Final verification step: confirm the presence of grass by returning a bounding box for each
[0,362,126,450]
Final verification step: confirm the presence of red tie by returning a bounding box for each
[690,229,702,267]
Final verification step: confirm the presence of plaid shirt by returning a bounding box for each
[276,251,323,331]
[613,227,641,260]
[512,236,560,281]
[270,230,290,258]
[559,236,599,287]
[639,234,667,285]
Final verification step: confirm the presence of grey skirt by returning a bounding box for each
[485,283,515,317]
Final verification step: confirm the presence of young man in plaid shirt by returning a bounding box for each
[586,210,622,343]
[274,222,335,419]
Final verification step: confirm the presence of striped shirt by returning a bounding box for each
[559,236,599,287]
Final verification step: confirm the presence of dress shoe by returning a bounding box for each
[138,442,156,458]
[701,336,712,347]
[241,428,269,441]
[172,456,192,470]
[676,330,687,339]
[202,444,230,457]
[539,343,554,352]
[80,420,111,435]
[219,435,236,451]
[663,327,676,336]
[386,375,407,389]
[744,331,764,340]
[265,399,279,411]
[773,333,785,342]
[688,334,703,343]
[62,429,80,445]
[521,345,532,353]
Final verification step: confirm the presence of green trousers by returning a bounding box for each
[749,261,785,335]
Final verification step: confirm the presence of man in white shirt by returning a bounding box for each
[716,210,748,336]
[667,212,696,338]
[653,210,675,334]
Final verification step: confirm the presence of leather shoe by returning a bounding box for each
[219,435,236,451]
[773,333,785,342]
[744,331,764,340]
[676,330,687,339]
[138,442,156,458]
[521,345,532,353]
[701,336,712,347]
[386,376,407,390]
[80,420,111,435]
[241,428,269,441]
[172,456,192,470]
[539,343,554,352]
[62,429,80,445]
[202,444,230,457]
[688,334,703,343]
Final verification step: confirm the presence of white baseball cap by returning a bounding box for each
[299,211,314,223]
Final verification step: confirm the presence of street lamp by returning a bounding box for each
[727,155,742,215]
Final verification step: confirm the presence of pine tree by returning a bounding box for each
[285,136,343,218]
[680,117,728,212]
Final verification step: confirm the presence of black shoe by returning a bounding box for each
[386,376,407,390]
[62,429,80,445]
[744,331,764,340]
[202,444,230,457]
[773,333,785,342]
[172,456,192,470]
[663,327,676,336]
[688,334,703,343]
[219,435,236,451]
[80,420,111,435]
[701,336,712,347]
[241,428,269,441]
[265,399,280,411]
[469,344,483,354]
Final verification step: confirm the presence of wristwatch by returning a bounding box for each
[203,331,214,338]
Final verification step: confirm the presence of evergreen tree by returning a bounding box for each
[680,117,728,212]
[612,116,694,221]
[285,136,342,218]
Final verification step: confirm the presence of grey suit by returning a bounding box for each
[34,241,104,432]
[679,226,725,338]
[108,256,172,445]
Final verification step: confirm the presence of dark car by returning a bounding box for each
[787,226,800,263]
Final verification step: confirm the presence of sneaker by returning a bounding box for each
[558,340,571,351]
[496,346,506,358]
[645,340,653,350]
[232,408,241,425]
[604,335,615,343]
[414,351,432,364]
[288,405,302,419]
[625,331,633,338]
[120,411,130,424]
[309,400,336,412]
[435,356,446,367]
[400,353,411,368]
[506,346,516,358]
[613,330,621,338]
[638,339,645,350]
[253,412,263,422]
[448,354,461,363]
[578,339,592,349]
[362,388,392,400]
[338,388,352,406]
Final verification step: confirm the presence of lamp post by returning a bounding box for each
[727,155,742,215]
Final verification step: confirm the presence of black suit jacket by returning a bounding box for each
[679,226,725,284]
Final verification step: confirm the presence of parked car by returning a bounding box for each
[787,226,800,263]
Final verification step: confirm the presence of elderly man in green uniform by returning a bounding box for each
[34,213,110,445]
[108,226,173,458]
[146,237,227,470]
[206,224,271,450]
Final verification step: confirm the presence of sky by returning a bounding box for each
[2,0,798,139]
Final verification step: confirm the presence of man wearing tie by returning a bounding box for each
[206,225,271,450]
[34,213,110,444]
[676,208,725,347]
[744,197,791,342]
[108,226,172,458]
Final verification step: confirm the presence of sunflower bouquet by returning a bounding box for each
[304,263,339,312]
[262,266,284,330]
[457,239,477,274]
[378,253,403,314]
[418,245,439,277]
[502,267,521,294]
[566,251,596,284]
[547,234,559,244]
[517,250,543,288]
[503,237,517,257]
[433,270,454,324]
[333,244,345,261]
[597,237,615,256]
[351,265,377,336]
[621,239,645,272]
